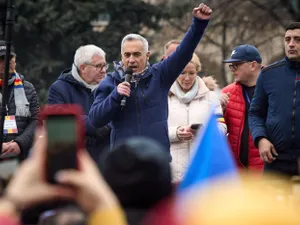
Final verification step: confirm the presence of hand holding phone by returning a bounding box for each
[3,131,75,209]
[176,126,194,141]
[190,123,202,131]
[39,104,85,184]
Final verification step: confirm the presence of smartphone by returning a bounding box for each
[190,123,203,130]
[39,104,85,184]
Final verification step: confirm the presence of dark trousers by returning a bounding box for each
[264,159,299,177]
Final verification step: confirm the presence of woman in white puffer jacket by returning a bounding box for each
[168,53,227,182]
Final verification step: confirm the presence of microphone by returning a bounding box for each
[120,68,133,108]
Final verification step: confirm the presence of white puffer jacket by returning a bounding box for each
[168,77,227,182]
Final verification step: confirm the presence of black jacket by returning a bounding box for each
[3,75,39,160]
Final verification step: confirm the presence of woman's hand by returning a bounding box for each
[176,126,194,141]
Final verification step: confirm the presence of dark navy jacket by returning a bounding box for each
[249,58,300,159]
[48,70,110,161]
[89,18,209,154]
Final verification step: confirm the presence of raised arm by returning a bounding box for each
[159,3,212,88]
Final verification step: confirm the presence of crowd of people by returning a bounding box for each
[0,2,300,224]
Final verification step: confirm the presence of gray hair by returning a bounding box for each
[121,34,149,53]
[74,44,106,67]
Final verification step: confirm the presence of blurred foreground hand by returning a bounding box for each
[0,128,126,225]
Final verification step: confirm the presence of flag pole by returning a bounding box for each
[0,0,14,154]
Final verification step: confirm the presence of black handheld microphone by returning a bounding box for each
[120,68,133,108]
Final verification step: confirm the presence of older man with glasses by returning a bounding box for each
[220,44,263,172]
[48,44,110,162]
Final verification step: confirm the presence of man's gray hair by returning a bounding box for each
[74,44,106,67]
[121,34,149,53]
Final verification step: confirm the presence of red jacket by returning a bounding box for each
[221,83,263,171]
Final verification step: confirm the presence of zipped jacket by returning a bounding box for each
[89,18,210,154]
[249,57,300,159]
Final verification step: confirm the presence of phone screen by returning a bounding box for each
[46,115,77,183]
[190,124,202,130]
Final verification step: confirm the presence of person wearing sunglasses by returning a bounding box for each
[48,45,110,163]
[221,44,263,172]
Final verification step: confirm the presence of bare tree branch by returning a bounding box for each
[166,20,186,33]
[248,0,287,28]
[253,33,283,47]
[202,34,222,48]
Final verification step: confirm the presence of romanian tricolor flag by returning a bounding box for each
[216,114,226,124]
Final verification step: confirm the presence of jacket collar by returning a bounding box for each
[285,57,300,71]
[58,68,91,91]
[169,76,210,99]
[111,61,152,81]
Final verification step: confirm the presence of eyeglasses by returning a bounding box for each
[228,61,248,71]
[85,63,109,71]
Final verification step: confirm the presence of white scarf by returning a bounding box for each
[0,72,30,117]
[173,78,199,104]
[71,64,98,91]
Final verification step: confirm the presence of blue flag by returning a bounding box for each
[179,110,237,191]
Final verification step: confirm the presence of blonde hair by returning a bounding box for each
[190,53,201,72]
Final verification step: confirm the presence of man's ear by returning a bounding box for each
[251,61,257,71]
[79,64,86,73]
[79,64,84,70]
[146,51,150,60]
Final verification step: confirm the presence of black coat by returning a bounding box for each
[3,75,39,160]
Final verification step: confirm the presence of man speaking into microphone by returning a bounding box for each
[120,68,133,109]
[89,3,212,157]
